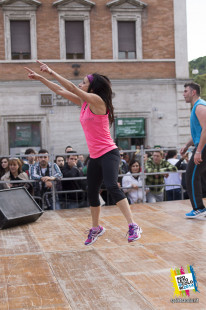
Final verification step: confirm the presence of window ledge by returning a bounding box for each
[0,58,175,64]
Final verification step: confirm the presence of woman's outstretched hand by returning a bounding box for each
[24,67,41,80]
[37,60,52,74]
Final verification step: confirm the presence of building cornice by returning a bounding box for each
[0,0,41,7]
[0,59,176,64]
[53,0,95,8]
[106,0,147,9]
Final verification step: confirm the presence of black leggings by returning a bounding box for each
[87,149,126,206]
[186,145,206,210]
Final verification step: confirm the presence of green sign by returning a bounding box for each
[9,122,41,148]
[16,124,32,146]
[115,118,145,138]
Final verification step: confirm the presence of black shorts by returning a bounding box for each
[87,149,126,206]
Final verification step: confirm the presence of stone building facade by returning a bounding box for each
[0,0,190,155]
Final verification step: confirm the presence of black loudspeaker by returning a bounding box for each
[0,187,43,229]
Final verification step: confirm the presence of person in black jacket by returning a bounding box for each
[62,152,85,208]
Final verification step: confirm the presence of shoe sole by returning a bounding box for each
[85,227,106,246]
[185,211,206,219]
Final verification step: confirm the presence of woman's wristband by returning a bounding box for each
[196,151,201,154]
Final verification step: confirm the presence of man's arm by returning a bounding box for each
[160,161,177,173]
[30,164,42,180]
[52,163,63,180]
[180,138,193,156]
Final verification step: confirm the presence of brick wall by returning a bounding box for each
[0,0,176,81]
[142,0,175,59]
[0,61,175,81]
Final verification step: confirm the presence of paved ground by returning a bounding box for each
[0,200,205,309]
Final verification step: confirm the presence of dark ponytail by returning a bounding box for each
[88,73,114,125]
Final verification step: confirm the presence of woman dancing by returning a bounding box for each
[25,61,142,245]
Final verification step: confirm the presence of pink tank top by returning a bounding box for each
[80,102,117,158]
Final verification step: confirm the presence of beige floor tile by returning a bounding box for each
[0,200,205,309]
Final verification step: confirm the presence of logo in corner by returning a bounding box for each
[170,265,200,297]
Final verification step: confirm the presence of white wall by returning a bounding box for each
[0,79,191,155]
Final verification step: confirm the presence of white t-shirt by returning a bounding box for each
[164,158,181,191]
[41,168,47,175]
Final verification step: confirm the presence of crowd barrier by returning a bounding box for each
[0,146,190,210]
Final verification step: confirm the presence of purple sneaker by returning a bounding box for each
[127,224,142,243]
[85,225,106,245]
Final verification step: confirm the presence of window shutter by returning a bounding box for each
[65,21,84,54]
[10,21,31,53]
[118,21,136,52]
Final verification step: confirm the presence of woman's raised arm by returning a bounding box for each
[36,60,104,110]
[24,67,82,106]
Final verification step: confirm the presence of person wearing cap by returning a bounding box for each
[24,61,142,245]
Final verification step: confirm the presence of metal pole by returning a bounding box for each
[50,151,56,210]
[140,145,146,202]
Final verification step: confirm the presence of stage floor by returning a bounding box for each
[0,199,206,310]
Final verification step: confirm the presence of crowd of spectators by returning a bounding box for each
[0,145,192,210]
[119,146,191,204]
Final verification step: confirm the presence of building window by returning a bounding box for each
[40,94,53,107]
[107,0,147,60]
[0,0,40,61]
[65,21,84,59]
[53,0,95,60]
[118,21,136,59]
[10,21,31,60]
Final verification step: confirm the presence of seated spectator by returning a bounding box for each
[22,148,36,178]
[164,150,182,201]
[0,157,9,190]
[117,150,129,188]
[61,151,86,208]
[55,155,65,207]
[0,157,9,178]
[143,152,150,164]
[82,155,90,176]
[55,155,65,170]
[123,152,130,165]
[145,150,177,203]
[119,152,129,175]
[132,145,141,162]
[31,149,62,210]
[1,158,33,194]
[65,145,73,154]
[122,159,148,204]
[77,154,85,171]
